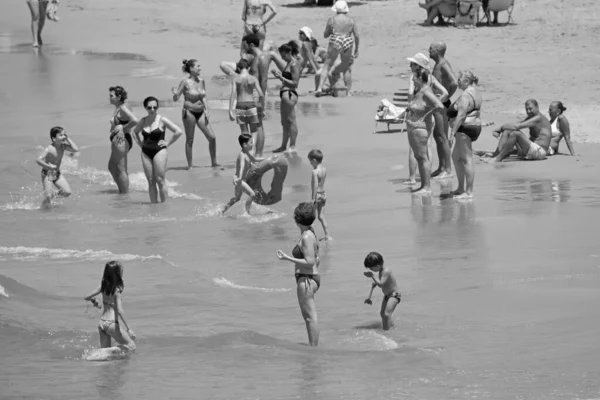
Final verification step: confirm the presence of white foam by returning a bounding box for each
[337,329,399,351]
[0,246,162,262]
[0,284,9,298]
[213,277,290,293]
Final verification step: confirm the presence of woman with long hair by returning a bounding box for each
[132,97,183,203]
[84,261,136,352]
[406,69,444,195]
[172,59,218,168]
[270,41,301,153]
[277,202,320,346]
[448,70,483,199]
[108,86,138,193]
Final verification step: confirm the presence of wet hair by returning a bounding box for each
[459,70,479,85]
[525,99,539,108]
[182,59,197,74]
[238,133,252,147]
[307,149,323,163]
[242,34,260,48]
[293,202,316,226]
[101,261,124,296]
[416,69,430,83]
[236,58,251,73]
[278,40,300,56]
[109,86,128,103]
[552,101,567,113]
[143,96,159,109]
[49,126,64,139]
[364,252,384,268]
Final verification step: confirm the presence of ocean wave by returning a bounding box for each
[212,277,290,293]
[0,283,8,298]
[0,246,162,262]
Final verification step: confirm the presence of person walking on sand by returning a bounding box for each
[314,1,360,97]
[172,59,219,168]
[429,41,457,179]
[36,126,78,207]
[241,0,277,55]
[26,0,58,47]
[277,202,321,347]
[108,86,138,194]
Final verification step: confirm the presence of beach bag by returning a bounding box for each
[455,0,480,28]
[46,0,60,22]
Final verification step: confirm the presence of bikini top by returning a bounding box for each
[292,228,317,259]
[447,90,481,119]
[183,79,205,102]
[112,110,129,126]
[550,118,561,136]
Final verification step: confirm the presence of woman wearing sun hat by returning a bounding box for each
[402,53,448,186]
[315,0,359,96]
[298,26,320,75]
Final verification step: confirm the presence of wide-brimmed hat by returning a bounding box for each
[406,53,431,71]
[332,0,350,13]
[299,26,313,40]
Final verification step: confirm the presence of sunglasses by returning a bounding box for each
[146,106,158,110]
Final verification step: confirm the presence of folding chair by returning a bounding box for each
[373,89,408,133]
[481,0,515,24]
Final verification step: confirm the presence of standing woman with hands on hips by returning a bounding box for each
[172,59,219,169]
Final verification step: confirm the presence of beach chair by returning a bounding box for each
[481,0,515,24]
[373,90,408,134]
[454,0,481,28]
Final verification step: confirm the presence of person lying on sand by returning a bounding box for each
[487,99,552,163]
[419,0,457,26]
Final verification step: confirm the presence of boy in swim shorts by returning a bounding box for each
[229,59,265,157]
[35,126,79,206]
[363,252,401,330]
[308,149,331,241]
[222,134,259,215]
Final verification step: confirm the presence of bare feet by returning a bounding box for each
[211,162,221,168]
[454,192,473,199]
[450,189,464,196]
[272,147,286,153]
[285,147,296,153]
[402,178,417,185]
[431,168,443,177]
[411,187,432,195]
[433,171,453,179]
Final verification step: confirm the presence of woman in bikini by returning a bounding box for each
[315,1,360,96]
[406,69,444,195]
[277,202,320,347]
[108,86,138,194]
[548,101,575,156]
[84,261,136,353]
[241,0,277,55]
[270,41,301,153]
[447,70,483,199]
[132,97,183,204]
[172,59,218,169]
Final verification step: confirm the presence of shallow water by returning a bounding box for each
[2,1,600,399]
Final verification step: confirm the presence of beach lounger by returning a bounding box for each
[373,90,408,134]
[454,0,481,28]
[481,0,515,24]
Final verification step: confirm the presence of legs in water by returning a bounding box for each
[141,149,168,203]
[273,92,298,153]
[197,114,219,167]
[108,139,130,194]
[222,181,255,215]
[182,110,219,168]
[408,128,432,195]
[297,277,319,346]
[405,135,432,185]
[431,110,452,178]
[26,0,48,47]
[451,132,475,198]
[380,295,400,331]
[316,203,332,241]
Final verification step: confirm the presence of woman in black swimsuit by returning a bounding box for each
[108,86,138,194]
[270,41,301,153]
[172,59,219,169]
[277,202,320,346]
[448,70,483,199]
[132,97,183,203]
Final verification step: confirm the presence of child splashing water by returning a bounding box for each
[84,261,136,354]
[363,252,401,330]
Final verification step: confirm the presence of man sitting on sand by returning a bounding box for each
[488,99,552,163]
[419,0,457,26]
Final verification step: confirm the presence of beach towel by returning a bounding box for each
[375,99,405,121]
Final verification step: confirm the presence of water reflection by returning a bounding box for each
[497,179,572,203]
[95,359,129,400]
[296,355,325,400]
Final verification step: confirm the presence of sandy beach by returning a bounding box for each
[1,0,600,399]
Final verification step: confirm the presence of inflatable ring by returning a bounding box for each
[245,155,288,205]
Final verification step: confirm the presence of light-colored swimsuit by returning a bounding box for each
[314,191,326,206]
[523,142,547,161]
[549,118,561,155]
[406,98,430,130]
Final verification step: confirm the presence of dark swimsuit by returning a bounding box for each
[141,126,167,160]
[447,91,482,142]
[41,169,61,183]
[110,116,134,150]
[292,228,320,289]
[280,69,298,100]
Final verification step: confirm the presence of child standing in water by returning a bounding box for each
[229,59,265,156]
[84,261,136,352]
[363,252,401,330]
[222,134,259,215]
[35,126,79,207]
[308,149,332,241]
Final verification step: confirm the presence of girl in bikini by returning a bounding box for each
[84,261,136,352]
[270,41,301,153]
[277,202,320,347]
[172,59,219,169]
[108,86,138,194]
[132,97,183,203]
